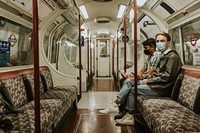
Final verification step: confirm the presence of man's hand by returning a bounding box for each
[142,79,148,84]
[128,73,134,78]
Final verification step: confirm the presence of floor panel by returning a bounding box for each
[64,78,144,133]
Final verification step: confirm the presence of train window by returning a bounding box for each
[181,17,200,66]
[64,42,71,61]
[43,23,56,59]
[0,16,32,67]
[169,28,181,57]
[63,40,77,63]
[71,46,77,63]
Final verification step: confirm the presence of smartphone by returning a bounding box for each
[119,71,126,79]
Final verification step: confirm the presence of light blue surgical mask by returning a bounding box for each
[156,42,166,52]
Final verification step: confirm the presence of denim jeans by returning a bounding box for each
[117,78,159,111]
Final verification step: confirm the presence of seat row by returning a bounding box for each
[0,66,77,132]
[138,68,200,133]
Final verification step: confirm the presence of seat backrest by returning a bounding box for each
[176,69,200,114]
[40,66,54,91]
[0,70,28,109]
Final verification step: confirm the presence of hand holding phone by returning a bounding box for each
[119,71,126,79]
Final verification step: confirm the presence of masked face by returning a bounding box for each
[156,35,169,52]
[156,42,166,52]
[144,49,151,55]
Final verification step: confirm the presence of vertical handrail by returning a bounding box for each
[112,39,114,75]
[133,0,138,115]
[87,30,90,81]
[90,37,92,75]
[32,0,40,132]
[124,14,127,73]
[79,14,82,98]
[117,29,119,80]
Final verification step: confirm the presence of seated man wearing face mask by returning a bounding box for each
[99,38,160,114]
[121,38,160,80]
[114,32,182,125]
[113,38,160,118]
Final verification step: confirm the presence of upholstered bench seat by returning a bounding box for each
[138,98,200,133]
[137,68,200,133]
[0,66,77,132]
[8,99,63,132]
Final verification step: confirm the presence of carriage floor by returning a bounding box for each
[64,78,145,133]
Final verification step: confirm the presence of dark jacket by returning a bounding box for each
[147,49,183,97]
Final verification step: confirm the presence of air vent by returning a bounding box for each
[92,0,113,2]
[0,1,32,22]
[160,2,175,14]
[94,17,111,24]
[54,0,70,8]
[167,2,200,24]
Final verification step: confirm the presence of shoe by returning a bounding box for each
[114,99,123,106]
[99,107,118,114]
[99,102,119,114]
[115,113,134,125]
[114,110,126,120]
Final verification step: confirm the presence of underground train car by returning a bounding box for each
[0,0,200,132]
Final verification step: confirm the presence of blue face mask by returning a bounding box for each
[156,42,166,52]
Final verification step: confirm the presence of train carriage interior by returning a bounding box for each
[0,0,200,132]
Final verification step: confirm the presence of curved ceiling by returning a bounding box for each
[2,0,200,39]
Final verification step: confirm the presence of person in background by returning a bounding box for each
[115,32,182,125]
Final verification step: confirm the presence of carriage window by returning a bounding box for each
[0,16,32,67]
[181,18,200,66]
[100,41,108,57]
[63,40,77,63]
[169,28,181,57]
[71,46,77,63]
[64,42,71,61]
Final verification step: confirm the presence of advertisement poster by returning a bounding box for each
[0,41,10,67]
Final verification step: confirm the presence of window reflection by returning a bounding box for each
[0,16,32,67]
[100,42,107,57]
[182,18,200,65]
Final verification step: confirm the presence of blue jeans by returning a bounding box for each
[117,78,158,111]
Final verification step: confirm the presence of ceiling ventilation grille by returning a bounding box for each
[92,0,113,2]
[167,2,200,24]
[94,17,111,24]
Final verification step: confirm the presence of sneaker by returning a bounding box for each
[99,107,118,114]
[99,102,119,114]
[114,110,126,120]
[115,113,134,125]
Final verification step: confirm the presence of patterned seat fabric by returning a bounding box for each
[41,85,77,103]
[140,99,200,133]
[0,66,77,133]
[0,76,28,109]
[40,67,54,90]
[138,69,200,133]
[0,93,8,114]
[22,73,45,96]
[177,74,200,113]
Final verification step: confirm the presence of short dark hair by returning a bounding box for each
[155,31,171,42]
[142,38,156,47]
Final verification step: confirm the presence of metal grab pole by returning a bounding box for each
[117,29,119,80]
[79,14,82,99]
[124,14,127,73]
[87,30,89,82]
[32,0,40,132]
[133,0,138,115]
[112,39,114,75]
